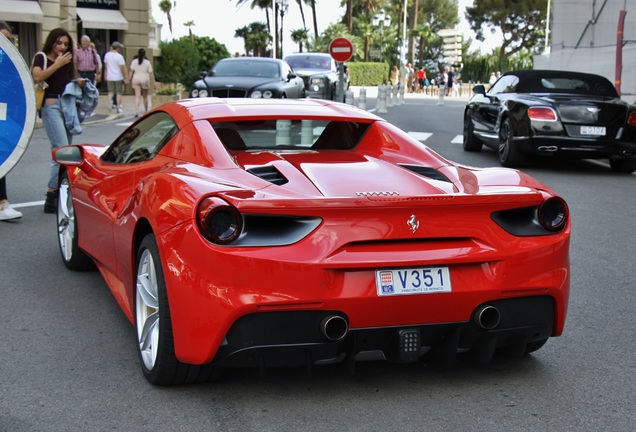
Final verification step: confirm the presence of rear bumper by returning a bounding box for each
[514,135,636,159]
[213,296,555,367]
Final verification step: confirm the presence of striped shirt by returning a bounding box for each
[74,47,101,72]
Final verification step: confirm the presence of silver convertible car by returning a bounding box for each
[189,57,305,99]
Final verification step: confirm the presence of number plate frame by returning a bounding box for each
[376,267,452,296]
[580,125,606,136]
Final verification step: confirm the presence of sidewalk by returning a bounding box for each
[35,93,139,128]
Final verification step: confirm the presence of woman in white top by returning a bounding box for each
[128,48,154,117]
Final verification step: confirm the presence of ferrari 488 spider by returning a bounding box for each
[53,98,571,385]
[463,69,636,173]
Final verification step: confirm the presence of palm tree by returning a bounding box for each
[305,0,319,41]
[184,20,195,45]
[234,25,250,55]
[291,28,309,52]
[159,0,173,34]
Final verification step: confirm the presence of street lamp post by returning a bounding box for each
[277,0,289,58]
[372,9,391,64]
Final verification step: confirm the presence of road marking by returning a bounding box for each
[408,132,432,141]
[451,135,463,144]
[12,200,44,208]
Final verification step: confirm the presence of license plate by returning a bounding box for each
[376,267,451,296]
[580,126,606,136]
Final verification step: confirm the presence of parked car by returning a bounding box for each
[285,52,349,101]
[53,98,570,385]
[189,57,305,99]
[463,69,636,173]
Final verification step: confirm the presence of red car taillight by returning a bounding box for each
[528,107,558,122]
[197,197,243,245]
[538,197,569,232]
[628,112,636,126]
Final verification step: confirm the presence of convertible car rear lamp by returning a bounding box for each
[528,107,558,122]
[197,197,243,245]
[628,112,636,126]
[538,197,569,232]
[491,197,569,236]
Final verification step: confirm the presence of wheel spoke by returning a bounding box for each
[137,251,158,309]
[57,182,74,261]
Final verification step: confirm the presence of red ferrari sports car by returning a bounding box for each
[53,98,571,386]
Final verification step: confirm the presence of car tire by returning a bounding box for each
[609,158,636,173]
[135,233,221,385]
[463,112,483,152]
[498,118,525,167]
[57,172,94,271]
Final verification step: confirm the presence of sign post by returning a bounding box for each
[329,37,353,102]
[0,34,36,178]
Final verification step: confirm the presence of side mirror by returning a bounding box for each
[287,72,297,80]
[53,145,83,166]
[473,84,486,95]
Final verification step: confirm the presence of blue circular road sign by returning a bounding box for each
[0,34,36,178]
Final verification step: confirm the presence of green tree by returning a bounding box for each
[154,39,201,89]
[159,0,173,34]
[291,28,309,52]
[465,0,547,63]
[184,20,195,45]
[191,35,231,72]
[235,22,271,56]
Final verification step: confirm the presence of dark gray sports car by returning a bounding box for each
[463,70,636,173]
[189,57,305,99]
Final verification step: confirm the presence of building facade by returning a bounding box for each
[535,0,636,104]
[1,0,160,75]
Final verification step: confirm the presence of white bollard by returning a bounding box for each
[392,83,399,106]
[387,84,394,107]
[358,86,367,110]
[398,83,405,105]
[377,84,388,114]
[438,84,446,106]
[345,88,354,105]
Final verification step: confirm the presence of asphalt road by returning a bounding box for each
[1,97,635,431]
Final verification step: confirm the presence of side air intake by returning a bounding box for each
[246,165,289,185]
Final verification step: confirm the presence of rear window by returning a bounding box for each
[515,75,618,97]
[211,120,371,151]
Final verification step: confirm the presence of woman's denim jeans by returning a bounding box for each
[41,100,72,190]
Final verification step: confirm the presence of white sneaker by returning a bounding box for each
[117,107,123,113]
[0,202,22,221]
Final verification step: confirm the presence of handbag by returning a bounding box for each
[31,52,49,111]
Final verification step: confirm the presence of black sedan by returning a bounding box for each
[463,70,636,173]
[284,53,349,101]
[189,57,305,99]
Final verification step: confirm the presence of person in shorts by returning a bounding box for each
[104,41,128,113]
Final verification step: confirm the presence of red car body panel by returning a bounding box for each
[55,98,571,369]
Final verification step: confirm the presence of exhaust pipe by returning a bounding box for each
[473,305,501,330]
[538,145,558,152]
[320,315,349,341]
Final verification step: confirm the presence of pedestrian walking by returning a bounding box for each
[31,28,86,213]
[128,48,154,117]
[74,35,101,85]
[104,41,128,113]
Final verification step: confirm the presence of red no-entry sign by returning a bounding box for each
[329,38,353,63]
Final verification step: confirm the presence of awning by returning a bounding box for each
[77,8,129,30]
[0,0,44,23]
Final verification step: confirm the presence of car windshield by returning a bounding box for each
[286,55,332,70]
[212,60,280,78]
[211,120,371,151]
[515,75,618,97]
